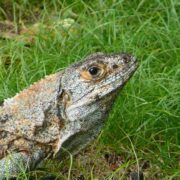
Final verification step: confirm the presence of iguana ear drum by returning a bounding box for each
[59,90,71,107]
[80,64,107,81]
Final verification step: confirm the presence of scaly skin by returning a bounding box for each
[0,52,138,178]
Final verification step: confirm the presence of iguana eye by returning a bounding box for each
[80,64,106,81]
[88,66,101,76]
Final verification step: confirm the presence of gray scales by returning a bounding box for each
[0,52,138,178]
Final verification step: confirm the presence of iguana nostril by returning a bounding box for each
[122,54,131,63]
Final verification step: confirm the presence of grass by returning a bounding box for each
[0,0,180,179]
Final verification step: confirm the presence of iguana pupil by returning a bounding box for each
[88,66,100,76]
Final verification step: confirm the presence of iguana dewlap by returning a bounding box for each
[0,52,138,178]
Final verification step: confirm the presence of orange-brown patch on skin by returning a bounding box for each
[14,73,59,102]
[80,64,107,82]
[13,138,32,152]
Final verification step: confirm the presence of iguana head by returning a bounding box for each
[60,52,138,129]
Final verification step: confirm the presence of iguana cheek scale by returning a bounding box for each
[0,52,138,178]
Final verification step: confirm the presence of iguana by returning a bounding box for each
[0,52,138,178]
